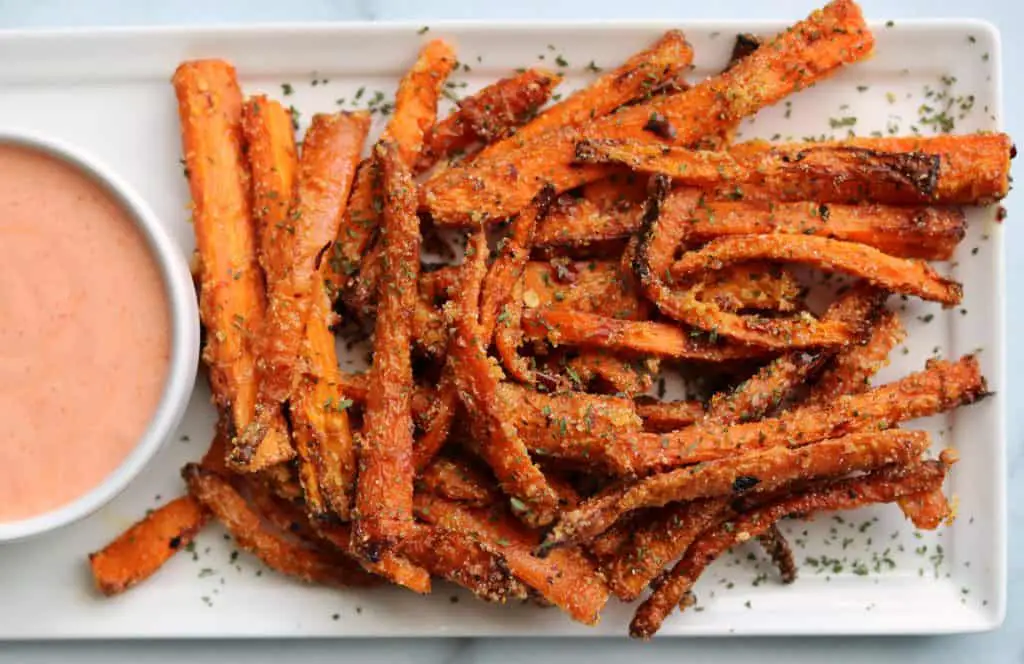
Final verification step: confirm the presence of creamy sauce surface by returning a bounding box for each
[0,144,170,521]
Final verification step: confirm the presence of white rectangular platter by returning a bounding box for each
[0,17,1006,638]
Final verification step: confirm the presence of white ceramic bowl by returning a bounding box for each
[0,131,199,543]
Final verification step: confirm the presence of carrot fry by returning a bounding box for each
[604,499,728,601]
[397,524,528,602]
[331,40,456,294]
[757,524,798,584]
[352,142,422,560]
[540,429,931,552]
[629,460,951,638]
[520,308,768,362]
[672,235,962,305]
[417,455,500,507]
[567,351,656,396]
[412,374,461,472]
[416,68,563,172]
[88,495,209,596]
[635,398,706,432]
[314,522,431,594]
[494,280,536,384]
[422,31,695,225]
[655,194,967,261]
[415,493,610,625]
[172,60,293,472]
[693,262,802,312]
[897,488,954,530]
[424,0,873,225]
[523,259,646,319]
[183,464,377,587]
[535,173,649,249]
[447,231,561,526]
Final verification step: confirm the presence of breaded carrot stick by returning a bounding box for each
[417,455,500,507]
[411,375,460,472]
[352,142,422,560]
[88,495,209,596]
[313,522,431,594]
[330,40,456,295]
[635,398,706,432]
[523,259,646,319]
[422,31,696,226]
[629,459,952,639]
[520,308,768,362]
[567,351,656,396]
[897,487,955,530]
[534,172,648,249]
[416,68,563,172]
[173,60,293,472]
[540,429,930,552]
[691,262,802,313]
[424,0,873,225]
[414,493,610,625]
[447,231,561,526]
[183,464,377,587]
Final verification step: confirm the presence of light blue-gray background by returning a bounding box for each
[0,1,1017,662]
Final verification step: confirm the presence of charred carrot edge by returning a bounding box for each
[172,60,293,472]
[540,429,931,553]
[415,493,610,625]
[803,307,907,406]
[616,355,985,474]
[422,31,696,226]
[693,262,802,313]
[314,522,431,593]
[331,40,456,296]
[758,523,798,584]
[417,455,500,507]
[635,398,706,432]
[672,234,961,305]
[88,495,209,596]
[352,142,422,560]
[568,351,656,396]
[534,172,649,248]
[629,460,951,638]
[480,185,556,342]
[398,523,528,602]
[416,68,563,173]
[183,464,377,587]
[653,190,966,261]
[604,499,728,602]
[520,308,768,362]
[447,231,561,526]
[425,0,872,226]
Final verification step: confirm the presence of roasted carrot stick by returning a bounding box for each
[352,142,422,560]
[416,68,563,172]
[414,493,610,625]
[447,231,561,526]
[313,522,431,593]
[635,398,706,432]
[522,258,646,319]
[173,60,293,472]
[422,30,696,225]
[417,455,500,507]
[534,173,648,249]
[691,262,802,313]
[629,459,952,638]
[567,351,656,396]
[540,429,930,552]
[424,0,873,225]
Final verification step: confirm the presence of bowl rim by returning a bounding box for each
[0,130,199,542]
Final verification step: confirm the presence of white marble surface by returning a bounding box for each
[0,0,1019,661]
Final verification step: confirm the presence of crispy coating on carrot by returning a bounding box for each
[568,351,656,396]
[422,31,695,225]
[541,429,931,552]
[417,68,563,172]
[448,231,561,526]
[604,499,728,601]
[183,464,377,587]
[534,173,649,249]
[897,488,954,530]
[494,280,536,384]
[635,398,706,432]
[415,493,610,624]
[352,142,422,560]
[88,495,209,596]
[520,308,767,362]
[331,40,456,293]
[412,374,461,472]
[692,262,802,313]
[629,460,951,638]
[313,522,431,593]
[173,60,293,472]
[417,455,500,507]
[523,259,646,319]
[655,193,966,261]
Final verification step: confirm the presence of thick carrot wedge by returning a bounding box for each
[88,495,209,596]
[629,459,951,639]
[416,68,563,172]
[422,31,696,225]
[173,60,293,472]
[540,429,930,551]
[415,493,610,625]
[424,0,873,225]
[331,40,456,294]
[447,232,561,526]
[352,142,422,560]
[183,464,377,587]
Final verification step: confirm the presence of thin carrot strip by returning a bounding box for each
[352,142,422,560]
[173,60,293,472]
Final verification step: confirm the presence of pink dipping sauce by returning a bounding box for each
[0,144,170,522]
